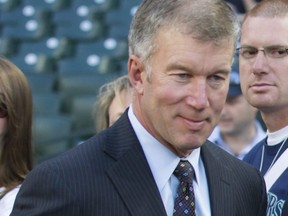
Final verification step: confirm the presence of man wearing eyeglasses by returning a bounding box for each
[239,0,288,215]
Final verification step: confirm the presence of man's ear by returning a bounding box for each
[128,55,145,94]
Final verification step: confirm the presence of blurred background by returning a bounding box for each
[0,0,142,164]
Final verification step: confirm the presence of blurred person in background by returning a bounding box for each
[0,56,33,216]
[209,70,266,159]
[226,0,261,14]
[93,75,132,133]
[239,0,288,214]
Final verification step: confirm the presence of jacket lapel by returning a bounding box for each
[201,141,235,216]
[104,110,167,216]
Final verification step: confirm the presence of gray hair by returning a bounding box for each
[128,0,240,66]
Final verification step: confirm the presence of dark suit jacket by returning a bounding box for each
[11,110,267,216]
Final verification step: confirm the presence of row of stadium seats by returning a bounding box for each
[0,38,128,75]
[0,0,140,41]
[0,0,142,163]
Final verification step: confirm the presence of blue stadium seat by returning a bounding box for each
[105,0,141,38]
[33,93,61,116]
[21,37,73,60]
[26,73,56,94]
[58,73,117,112]
[23,0,71,12]
[0,0,21,12]
[33,114,73,163]
[57,38,127,75]
[1,4,53,40]
[0,38,19,57]
[70,95,96,132]
[52,1,107,41]
[9,40,58,73]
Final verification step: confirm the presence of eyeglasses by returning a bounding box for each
[236,46,288,59]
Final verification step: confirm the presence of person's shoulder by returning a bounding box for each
[204,140,261,174]
[243,139,265,163]
[206,141,266,187]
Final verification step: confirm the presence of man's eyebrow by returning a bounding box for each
[166,62,193,72]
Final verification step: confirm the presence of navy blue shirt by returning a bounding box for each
[244,138,288,215]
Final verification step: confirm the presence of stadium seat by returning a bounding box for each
[9,41,57,73]
[57,38,127,75]
[0,38,19,57]
[117,60,128,75]
[73,0,119,13]
[105,0,141,38]
[52,1,107,41]
[1,4,53,40]
[20,37,73,60]
[57,54,100,75]
[33,114,73,163]
[70,95,96,134]
[26,73,56,94]
[33,93,61,116]
[0,0,21,12]
[23,0,71,12]
[58,73,117,112]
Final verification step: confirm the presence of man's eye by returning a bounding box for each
[269,48,287,57]
[243,49,257,56]
[176,73,190,79]
[210,75,225,81]
[238,48,258,58]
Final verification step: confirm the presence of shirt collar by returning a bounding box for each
[267,124,288,146]
[128,106,201,192]
[209,121,266,159]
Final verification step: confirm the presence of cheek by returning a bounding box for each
[146,82,184,106]
[159,90,191,111]
[210,91,228,112]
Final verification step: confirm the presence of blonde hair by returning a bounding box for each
[93,75,132,133]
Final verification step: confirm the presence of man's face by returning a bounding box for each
[239,17,288,117]
[218,94,257,135]
[130,28,234,157]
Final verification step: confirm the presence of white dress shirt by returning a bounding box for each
[128,107,211,216]
[0,185,20,216]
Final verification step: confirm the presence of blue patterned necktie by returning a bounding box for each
[173,160,196,216]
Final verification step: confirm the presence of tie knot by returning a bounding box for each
[174,160,194,183]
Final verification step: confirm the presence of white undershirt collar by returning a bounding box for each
[267,125,288,146]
